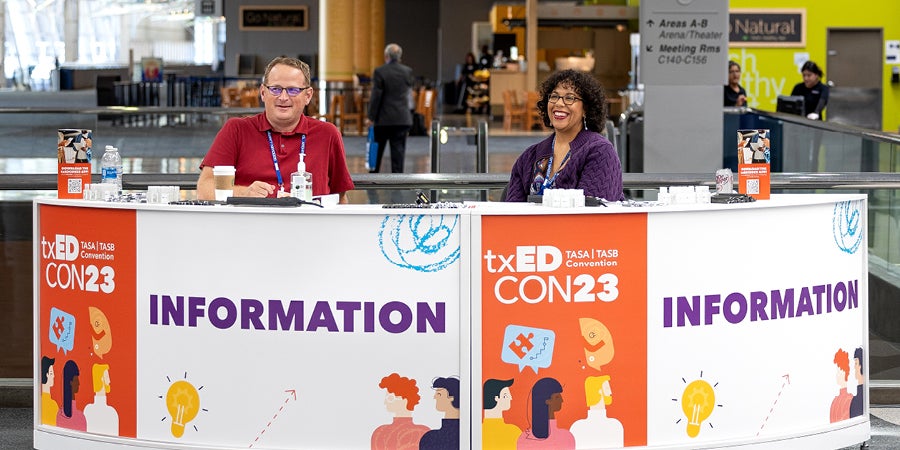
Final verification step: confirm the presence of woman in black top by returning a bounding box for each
[454,52,479,111]
[724,60,748,107]
[790,61,829,120]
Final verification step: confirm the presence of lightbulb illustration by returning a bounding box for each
[681,379,715,438]
[165,380,200,438]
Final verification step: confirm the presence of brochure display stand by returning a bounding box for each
[737,129,771,200]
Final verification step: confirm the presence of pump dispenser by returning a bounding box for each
[291,154,313,202]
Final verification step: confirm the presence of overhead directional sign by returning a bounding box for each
[640,0,729,86]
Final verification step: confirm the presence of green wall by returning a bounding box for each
[727,0,900,131]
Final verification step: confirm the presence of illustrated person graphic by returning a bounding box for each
[89,306,113,358]
[56,360,87,431]
[482,378,521,450]
[84,363,119,435]
[830,349,854,423]
[850,347,866,418]
[419,376,460,450]
[517,377,575,449]
[580,317,615,372]
[40,356,59,426]
[570,375,624,448]
[371,373,429,450]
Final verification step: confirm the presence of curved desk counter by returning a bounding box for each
[34,194,869,449]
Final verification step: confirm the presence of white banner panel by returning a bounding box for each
[135,210,462,448]
[646,198,867,446]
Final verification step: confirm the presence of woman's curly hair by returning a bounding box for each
[535,69,607,133]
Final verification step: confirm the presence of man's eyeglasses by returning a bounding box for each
[264,85,311,97]
[548,93,582,105]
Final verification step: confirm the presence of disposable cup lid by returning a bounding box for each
[213,165,236,175]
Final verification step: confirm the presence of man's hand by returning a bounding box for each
[245,181,276,197]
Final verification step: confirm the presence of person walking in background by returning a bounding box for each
[479,45,494,69]
[367,43,414,174]
[791,60,829,120]
[455,52,479,113]
[724,60,748,107]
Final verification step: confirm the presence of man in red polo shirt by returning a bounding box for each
[197,56,354,203]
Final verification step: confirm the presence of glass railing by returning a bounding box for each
[720,109,900,279]
[2,105,900,386]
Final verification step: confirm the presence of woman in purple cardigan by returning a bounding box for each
[504,69,624,202]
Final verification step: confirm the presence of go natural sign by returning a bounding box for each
[729,9,805,47]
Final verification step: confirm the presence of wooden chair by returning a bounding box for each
[414,87,437,135]
[342,91,365,135]
[324,94,344,130]
[239,87,259,108]
[525,91,543,131]
[304,88,322,119]
[220,87,240,107]
[422,88,436,134]
[323,93,364,135]
[502,90,526,131]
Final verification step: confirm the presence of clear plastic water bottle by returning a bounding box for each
[100,145,122,191]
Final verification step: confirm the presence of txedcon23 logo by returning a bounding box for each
[484,245,620,305]
[41,234,116,294]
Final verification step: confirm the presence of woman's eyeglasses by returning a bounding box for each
[548,93,582,105]
[264,85,311,97]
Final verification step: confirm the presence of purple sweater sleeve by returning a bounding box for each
[504,131,623,202]
[565,132,624,201]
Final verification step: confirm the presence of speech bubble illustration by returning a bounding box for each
[48,307,75,354]
[501,324,555,373]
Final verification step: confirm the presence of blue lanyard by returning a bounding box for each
[266,131,306,190]
[542,141,571,192]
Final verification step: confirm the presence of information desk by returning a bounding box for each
[34,194,869,449]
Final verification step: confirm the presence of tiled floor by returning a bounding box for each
[3,406,899,449]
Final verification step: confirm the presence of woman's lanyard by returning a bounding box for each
[266,131,306,191]
[542,141,571,192]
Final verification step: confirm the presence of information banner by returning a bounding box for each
[37,204,138,437]
[645,200,867,445]
[134,211,462,449]
[479,214,649,448]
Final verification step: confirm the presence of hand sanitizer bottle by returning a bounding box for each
[291,154,313,202]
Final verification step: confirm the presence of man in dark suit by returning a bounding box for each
[367,43,414,174]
